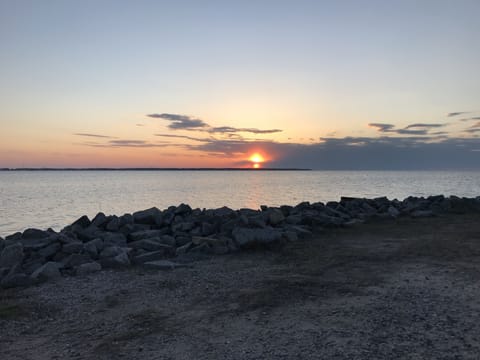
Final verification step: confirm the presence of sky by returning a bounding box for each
[0,0,479,169]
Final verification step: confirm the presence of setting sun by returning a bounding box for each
[249,153,265,168]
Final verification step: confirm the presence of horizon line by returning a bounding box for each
[0,167,312,171]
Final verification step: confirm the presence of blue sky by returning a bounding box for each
[0,0,479,168]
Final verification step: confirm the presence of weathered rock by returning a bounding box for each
[84,238,103,254]
[248,215,267,228]
[175,203,192,215]
[101,232,127,247]
[142,260,191,270]
[133,207,163,225]
[31,262,62,281]
[201,222,216,236]
[100,246,126,259]
[129,230,169,242]
[22,228,49,240]
[268,208,285,225]
[172,221,195,232]
[105,216,121,231]
[101,252,130,268]
[129,239,173,252]
[5,232,22,244]
[175,242,193,255]
[20,235,57,251]
[387,206,400,218]
[132,249,172,264]
[286,214,302,225]
[0,237,5,252]
[75,261,102,275]
[411,210,434,218]
[38,242,61,259]
[283,231,298,242]
[71,215,91,229]
[1,272,32,288]
[91,212,108,228]
[62,241,84,254]
[62,254,93,268]
[0,243,24,269]
[232,227,282,248]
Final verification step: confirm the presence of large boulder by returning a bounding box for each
[0,243,24,269]
[101,232,127,247]
[132,249,172,264]
[129,239,173,252]
[129,230,169,242]
[22,228,49,240]
[133,207,163,225]
[268,208,285,226]
[31,262,62,282]
[70,215,91,229]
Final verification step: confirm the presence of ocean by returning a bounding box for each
[1,170,479,237]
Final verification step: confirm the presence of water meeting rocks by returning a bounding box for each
[1,195,480,289]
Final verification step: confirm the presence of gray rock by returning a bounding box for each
[101,252,130,268]
[248,215,267,228]
[75,262,102,275]
[1,272,32,288]
[201,222,216,236]
[0,237,5,252]
[71,215,91,229]
[411,210,434,218]
[129,230,168,242]
[31,262,62,281]
[133,207,163,225]
[175,203,192,215]
[20,235,57,251]
[61,254,93,268]
[37,242,61,259]
[102,232,127,247]
[129,239,173,252]
[105,216,121,231]
[0,243,24,269]
[175,242,192,255]
[62,241,84,254]
[268,208,285,225]
[22,228,49,239]
[132,249,171,264]
[5,232,22,244]
[175,235,191,247]
[83,239,100,257]
[100,246,126,259]
[286,214,302,225]
[388,206,400,218]
[172,221,195,232]
[283,231,298,242]
[232,227,282,248]
[143,260,191,270]
[91,212,108,228]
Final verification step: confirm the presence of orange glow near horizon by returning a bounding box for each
[249,152,265,168]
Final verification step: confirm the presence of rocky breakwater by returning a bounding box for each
[1,195,480,289]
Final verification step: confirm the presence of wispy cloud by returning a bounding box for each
[404,123,445,129]
[155,133,210,142]
[147,112,282,135]
[147,113,208,129]
[74,133,116,139]
[368,123,395,132]
[83,139,168,148]
[208,126,282,134]
[447,112,469,117]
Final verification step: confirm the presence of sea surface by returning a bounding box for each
[1,170,480,236]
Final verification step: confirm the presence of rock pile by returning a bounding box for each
[1,195,479,288]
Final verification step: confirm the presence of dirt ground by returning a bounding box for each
[1,213,480,359]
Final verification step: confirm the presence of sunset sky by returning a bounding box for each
[1,0,479,169]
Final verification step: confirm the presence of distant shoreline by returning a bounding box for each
[0,168,312,171]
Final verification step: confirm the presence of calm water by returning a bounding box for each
[1,170,480,236]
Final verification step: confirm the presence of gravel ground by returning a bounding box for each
[1,213,480,359]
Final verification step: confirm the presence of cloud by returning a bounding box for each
[74,133,115,139]
[147,113,208,129]
[147,112,282,135]
[209,126,282,134]
[465,129,480,134]
[368,123,395,132]
[447,112,469,117]
[83,139,168,148]
[404,123,444,129]
[470,122,480,128]
[395,129,428,135]
[155,133,210,142]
